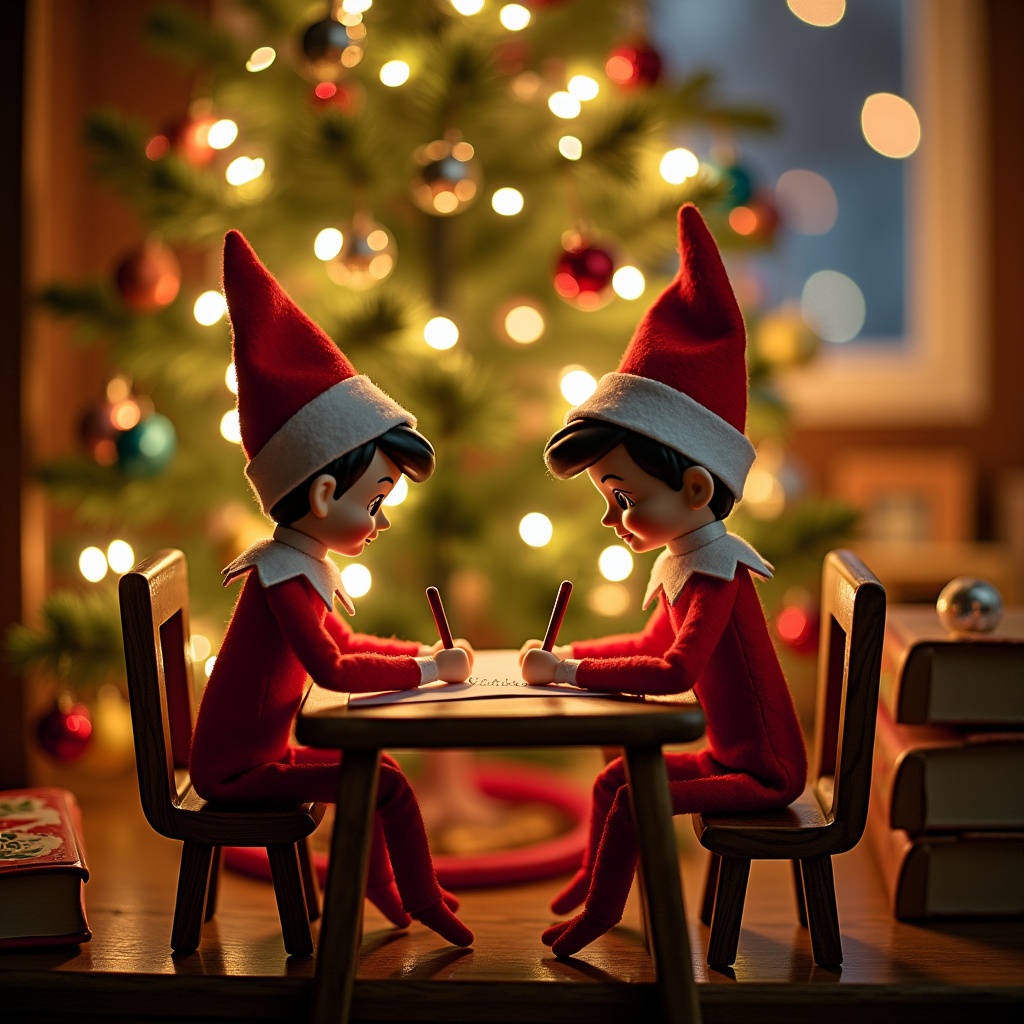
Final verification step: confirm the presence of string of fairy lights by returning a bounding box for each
[73,0,924,664]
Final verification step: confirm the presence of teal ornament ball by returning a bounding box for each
[717,162,754,208]
[116,413,177,478]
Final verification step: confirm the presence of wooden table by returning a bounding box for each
[296,651,706,1024]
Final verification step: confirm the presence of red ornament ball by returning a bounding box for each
[36,698,93,762]
[78,401,121,466]
[553,241,615,311]
[605,39,663,89]
[114,240,181,312]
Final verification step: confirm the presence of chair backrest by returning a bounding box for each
[119,549,198,838]
[810,549,886,852]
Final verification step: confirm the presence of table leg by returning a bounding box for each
[309,749,381,1024]
[622,745,701,1024]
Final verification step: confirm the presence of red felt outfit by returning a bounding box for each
[542,565,807,956]
[189,567,471,944]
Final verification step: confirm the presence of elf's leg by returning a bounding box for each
[376,757,473,947]
[550,756,627,914]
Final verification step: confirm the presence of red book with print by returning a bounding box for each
[0,787,91,949]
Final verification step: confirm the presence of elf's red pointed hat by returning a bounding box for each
[553,204,755,500]
[222,229,417,515]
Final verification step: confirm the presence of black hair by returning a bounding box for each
[544,418,736,521]
[270,423,435,526]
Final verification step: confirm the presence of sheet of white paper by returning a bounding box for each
[347,649,628,707]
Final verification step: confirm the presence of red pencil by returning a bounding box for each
[425,586,454,649]
[541,580,573,652]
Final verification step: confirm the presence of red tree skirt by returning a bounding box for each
[223,761,590,889]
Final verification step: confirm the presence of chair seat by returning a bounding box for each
[694,784,835,859]
[169,782,326,846]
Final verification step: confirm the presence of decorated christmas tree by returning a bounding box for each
[9,0,855,763]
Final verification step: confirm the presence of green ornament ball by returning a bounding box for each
[116,413,177,478]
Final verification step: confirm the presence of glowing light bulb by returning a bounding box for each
[193,290,227,325]
[548,91,582,119]
[383,475,409,506]
[225,362,237,395]
[519,512,553,547]
[612,266,645,300]
[424,316,459,350]
[380,60,410,87]
[491,187,524,215]
[220,410,242,443]
[341,563,372,597]
[567,75,599,101]
[79,546,108,583]
[500,4,531,31]
[225,156,265,186]
[314,228,344,261]
[246,47,276,72]
[659,148,700,184]
[106,539,135,574]
[204,656,217,677]
[207,119,238,150]
[504,304,545,344]
[599,545,633,581]
[560,368,597,405]
[558,136,583,161]
[342,0,373,13]
[451,0,484,14]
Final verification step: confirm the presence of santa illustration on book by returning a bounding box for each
[520,204,808,956]
[188,230,473,946]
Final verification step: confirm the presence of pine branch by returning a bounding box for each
[144,3,239,71]
[36,281,130,340]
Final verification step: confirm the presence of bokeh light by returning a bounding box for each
[775,169,838,234]
[558,136,583,161]
[246,47,276,72]
[225,362,238,395]
[612,266,645,300]
[587,583,631,617]
[861,93,921,158]
[786,0,845,27]
[519,512,553,547]
[193,290,227,325]
[383,475,408,506]
[451,0,485,13]
[499,4,531,31]
[567,75,599,101]
[424,316,459,350]
[106,539,135,574]
[491,187,525,215]
[560,367,597,405]
[548,92,582,119]
[659,148,700,184]
[800,270,866,343]
[79,547,108,583]
[190,634,212,663]
[504,304,545,344]
[380,60,410,87]
[220,410,242,443]
[314,228,344,261]
[225,156,265,186]
[598,545,634,581]
[207,119,238,150]
[341,563,372,597]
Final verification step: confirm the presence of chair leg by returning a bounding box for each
[205,846,223,922]
[706,856,750,967]
[267,843,315,957]
[298,835,321,923]
[800,854,843,966]
[171,842,215,952]
[700,852,721,926]
[791,859,807,928]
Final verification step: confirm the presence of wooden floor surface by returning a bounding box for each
[3,760,1023,1023]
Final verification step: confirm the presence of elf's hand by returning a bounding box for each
[522,648,559,685]
[435,646,471,683]
[421,638,475,669]
[518,639,572,664]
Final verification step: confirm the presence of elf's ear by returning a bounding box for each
[307,474,338,519]
[681,466,714,511]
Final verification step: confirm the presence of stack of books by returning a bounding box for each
[868,605,1024,919]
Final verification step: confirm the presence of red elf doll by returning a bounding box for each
[520,204,807,957]
[189,230,473,947]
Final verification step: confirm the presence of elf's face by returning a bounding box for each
[586,444,715,553]
[296,448,402,556]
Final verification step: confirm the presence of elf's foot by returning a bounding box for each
[542,910,616,957]
[365,883,412,928]
[550,868,590,915]
[412,900,474,947]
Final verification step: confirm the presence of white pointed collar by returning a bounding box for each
[221,525,356,614]
[642,520,773,609]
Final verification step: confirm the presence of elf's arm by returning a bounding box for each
[266,576,436,692]
[323,609,422,657]
[569,599,677,659]
[525,574,738,696]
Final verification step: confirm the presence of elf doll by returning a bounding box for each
[520,205,807,957]
[189,230,473,947]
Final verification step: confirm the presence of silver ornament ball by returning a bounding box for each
[935,576,1004,634]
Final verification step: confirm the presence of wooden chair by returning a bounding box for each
[118,548,326,956]
[692,548,886,967]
